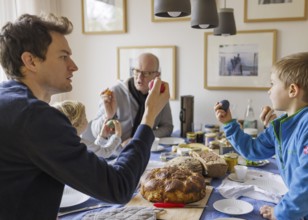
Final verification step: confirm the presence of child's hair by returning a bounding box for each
[53,100,85,128]
[272,52,308,102]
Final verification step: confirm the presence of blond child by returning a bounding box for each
[53,100,123,158]
[215,52,308,220]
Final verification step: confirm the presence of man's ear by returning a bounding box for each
[20,52,38,72]
[289,83,299,98]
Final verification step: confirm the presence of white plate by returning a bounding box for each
[213,199,253,215]
[238,159,270,167]
[60,186,90,208]
[215,218,246,220]
[228,173,246,183]
[151,145,165,152]
[159,137,185,145]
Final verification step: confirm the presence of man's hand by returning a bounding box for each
[260,106,277,128]
[260,205,276,220]
[100,88,117,120]
[141,77,170,128]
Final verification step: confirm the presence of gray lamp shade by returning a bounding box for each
[191,0,219,29]
[214,8,237,35]
[154,0,191,17]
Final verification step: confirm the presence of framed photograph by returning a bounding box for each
[117,46,177,99]
[204,30,277,90]
[151,0,190,22]
[244,0,307,22]
[82,0,127,34]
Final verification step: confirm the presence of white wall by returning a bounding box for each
[59,0,308,132]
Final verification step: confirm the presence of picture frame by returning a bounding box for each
[117,46,177,100]
[204,29,277,90]
[244,0,307,22]
[151,0,190,22]
[81,0,127,34]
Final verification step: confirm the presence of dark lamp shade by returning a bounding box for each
[154,0,191,17]
[191,0,219,29]
[213,8,237,36]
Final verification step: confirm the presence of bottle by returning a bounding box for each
[243,99,257,129]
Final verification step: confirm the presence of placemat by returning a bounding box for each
[126,186,213,220]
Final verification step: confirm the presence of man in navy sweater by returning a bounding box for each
[0,13,170,220]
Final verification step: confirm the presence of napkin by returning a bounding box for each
[82,206,160,220]
[218,169,288,204]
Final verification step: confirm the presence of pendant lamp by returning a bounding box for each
[154,0,191,18]
[191,0,219,29]
[214,0,236,35]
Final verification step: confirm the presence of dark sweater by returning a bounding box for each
[0,80,153,220]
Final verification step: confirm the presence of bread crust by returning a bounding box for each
[140,166,206,203]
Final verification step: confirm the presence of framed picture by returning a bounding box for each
[204,30,277,90]
[151,0,190,22]
[244,0,307,22]
[117,46,177,100]
[82,0,127,34]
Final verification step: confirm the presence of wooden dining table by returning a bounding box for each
[58,140,281,220]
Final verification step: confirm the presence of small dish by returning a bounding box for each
[60,186,90,208]
[213,199,253,215]
[151,145,165,152]
[160,152,178,162]
[159,137,185,145]
[238,159,270,167]
[215,218,246,220]
[228,173,246,183]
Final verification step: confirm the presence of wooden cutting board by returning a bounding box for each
[126,186,213,220]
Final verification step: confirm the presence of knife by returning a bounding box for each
[153,202,206,208]
[58,203,111,217]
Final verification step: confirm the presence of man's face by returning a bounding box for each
[35,32,78,96]
[133,56,160,94]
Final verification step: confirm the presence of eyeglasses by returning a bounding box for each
[132,68,158,78]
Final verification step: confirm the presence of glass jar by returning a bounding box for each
[224,153,239,173]
[186,132,196,143]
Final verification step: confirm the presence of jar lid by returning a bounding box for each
[244,128,258,135]
[204,124,215,128]
[224,152,238,159]
[205,132,217,138]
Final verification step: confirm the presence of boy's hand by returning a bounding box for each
[260,106,277,128]
[260,205,276,220]
[214,102,232,124]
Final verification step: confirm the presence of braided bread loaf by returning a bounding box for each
[140,166,206,203]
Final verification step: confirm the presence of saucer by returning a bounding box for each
[213,199,253,215]
[228,173,246,183]
[151,145,165,152]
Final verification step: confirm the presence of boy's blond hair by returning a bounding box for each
[272,52,308,102]
[53,100,85,129]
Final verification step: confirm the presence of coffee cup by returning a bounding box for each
[234,165,248,181]
[151,137,160,151]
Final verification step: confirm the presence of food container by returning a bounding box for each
[204,124,220,134]
[204,133,217,146]
[160,152,178,162]
[186,132,196,143]
[224,153,239,173]
[196,131,205,143]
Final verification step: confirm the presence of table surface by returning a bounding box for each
[59,143,279,220]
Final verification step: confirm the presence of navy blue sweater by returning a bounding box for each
[0,80,153,220]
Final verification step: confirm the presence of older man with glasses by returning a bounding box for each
[91,53,174,145]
